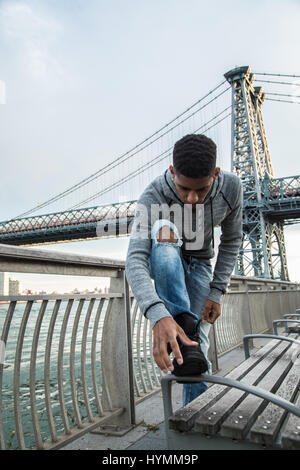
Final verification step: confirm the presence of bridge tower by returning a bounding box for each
[224,66,289,281]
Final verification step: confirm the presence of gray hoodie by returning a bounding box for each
[125,167,243,327]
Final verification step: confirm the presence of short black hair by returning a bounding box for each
[173,134,217,178]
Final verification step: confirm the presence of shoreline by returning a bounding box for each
[0,299,63,304]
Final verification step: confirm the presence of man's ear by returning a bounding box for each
[169,165,175,179]
[213,167,221,180]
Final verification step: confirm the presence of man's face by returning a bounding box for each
[170,165,220,206]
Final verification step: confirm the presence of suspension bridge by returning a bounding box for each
[1,65,299,281]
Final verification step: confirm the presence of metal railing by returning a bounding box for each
[0,244,136,450]
[212,277,300,360]
[0,293,127,450]
[0,243,299,450]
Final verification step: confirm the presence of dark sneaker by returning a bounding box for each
[169,313,208,377]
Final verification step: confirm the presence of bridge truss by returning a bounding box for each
[224,66,300,280]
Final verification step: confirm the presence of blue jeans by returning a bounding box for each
[149,219,213,406]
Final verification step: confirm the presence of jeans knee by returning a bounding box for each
[151,219,183,247]
[156,226,178,243]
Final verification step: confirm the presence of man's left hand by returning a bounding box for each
[202,300,221,324]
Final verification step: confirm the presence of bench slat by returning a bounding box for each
[250,359,300,447]
[288,326,300,334]
[169,338,282,432]
[194,340,291,435]
[281,390,300,449]
[219,341,296,440]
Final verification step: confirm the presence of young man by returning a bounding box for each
[125,134,243,405]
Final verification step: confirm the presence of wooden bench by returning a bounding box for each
[161,320,300,450]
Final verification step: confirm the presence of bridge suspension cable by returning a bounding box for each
[265,98,300,105]
[68,107,232,210]
[6,70,300,224]
[254,73,300,104]
[254,72,300,79]
[263,90,300,105]
[255,79,300,86]
[266,92,300,98]
[11,80,230,220]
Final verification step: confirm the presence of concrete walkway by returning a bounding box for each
[61,338,270,451]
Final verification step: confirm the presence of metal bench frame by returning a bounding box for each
[161,329,300,450]
[273,319,300,335]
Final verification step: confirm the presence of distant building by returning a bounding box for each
[9,278,20,295]
[0,273,9,295]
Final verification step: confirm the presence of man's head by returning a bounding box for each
[170,134,220,205]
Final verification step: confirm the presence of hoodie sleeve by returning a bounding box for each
[125,193,172,328]
[207,178,243,304]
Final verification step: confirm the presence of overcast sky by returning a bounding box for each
[0,0,299,292]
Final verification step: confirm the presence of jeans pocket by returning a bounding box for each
[194,260,213,281]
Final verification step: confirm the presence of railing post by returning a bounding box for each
[241,280,252,333]
[265,282,275,331]
[93,268,136,435]
[289,283,297,313]
[208,324,219,374]
[278,283,285,317]
[241,279,253,347]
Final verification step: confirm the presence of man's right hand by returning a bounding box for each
[152,317,199,373]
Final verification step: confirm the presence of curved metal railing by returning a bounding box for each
[0,294,123,450]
